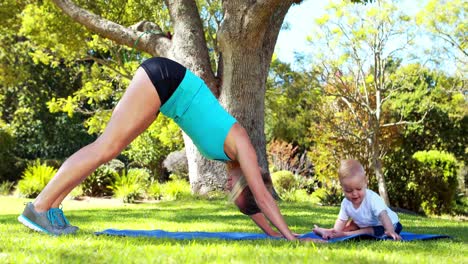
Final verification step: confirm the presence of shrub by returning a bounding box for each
[267,140,314,176]
[104,159,125,174]
[453,195,468,216]
[411,150,459,215]
[271,170,297,192]
[163,149,188,180]
[147,181,163,200]
[280,189,311,202]
[16,160,57,198]
[110,168,149,203]
[123,116,184,181]
[81,164,118,197]
[68,185,84,200]
[311,187,344,206]
[0,126,19,182]
[271,170,315,202]
[161,177,192,201]
[0,181,15,195]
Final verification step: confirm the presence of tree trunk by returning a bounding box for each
[370,124,390,205]
[218,0,294,180]
[373,49,390,205]
[373,156,390,205]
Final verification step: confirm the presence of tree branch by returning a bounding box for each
[51,0,171,57]
[436,29,468,57]
[248,0,286,27]
[381,110,430,128]
[77,56,133,80]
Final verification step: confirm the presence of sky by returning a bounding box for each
[275,0,429,68]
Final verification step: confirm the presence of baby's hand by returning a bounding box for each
[385,230,402,240]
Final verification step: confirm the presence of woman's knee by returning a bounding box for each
[90,139,124,164]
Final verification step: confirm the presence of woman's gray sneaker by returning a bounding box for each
[49,207,79,233]
[18,203,78,235]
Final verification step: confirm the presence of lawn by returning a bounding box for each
[0,196,466,263]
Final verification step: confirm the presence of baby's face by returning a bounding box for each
[340,173,367,208]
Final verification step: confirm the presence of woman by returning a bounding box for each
[18,57,296,240]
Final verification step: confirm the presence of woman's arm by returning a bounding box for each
[227,125,296,241]
[250,213,282,237]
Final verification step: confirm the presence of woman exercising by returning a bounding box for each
[18,57,297,240]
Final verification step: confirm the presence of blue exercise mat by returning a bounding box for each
[95,229,450,242]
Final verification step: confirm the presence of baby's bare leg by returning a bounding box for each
[343,220,359,232]
[313,225,334,239]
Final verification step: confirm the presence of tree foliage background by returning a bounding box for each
[0,0,466,215]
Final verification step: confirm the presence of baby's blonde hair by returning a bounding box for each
[338,159,366,181]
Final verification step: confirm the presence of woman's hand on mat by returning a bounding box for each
[268,231,300,239]
[385,230,402,240]
[267,231,283,238]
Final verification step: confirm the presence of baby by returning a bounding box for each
[313,159,402,240]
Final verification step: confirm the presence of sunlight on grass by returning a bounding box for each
[1,196,466,263]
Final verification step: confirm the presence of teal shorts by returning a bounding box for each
[160,70,237,161]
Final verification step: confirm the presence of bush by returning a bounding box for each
[280,189,311,202]
[81,164,118,197]
[123,116,184,181]
[147,181,163,200]
[0,181,15,195]
[311,187,344,206]
[0,126,19,182]
[110,168,149,203]
[104,159,125,174]
[453,195,468,216]
[163,149,188,180]
[16,160,57,198]
[271,170,315,202]
[411,150,459,215]
[267,140,314,176]
[161,177,192,201]
[68,185,84,200]
[271,170,297,192]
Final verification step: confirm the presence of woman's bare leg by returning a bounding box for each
[34,68,160,212]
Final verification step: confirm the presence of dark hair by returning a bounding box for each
[235,187,261,215]
[235,179,273,216]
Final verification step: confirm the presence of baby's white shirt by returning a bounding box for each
[338,189,399,227]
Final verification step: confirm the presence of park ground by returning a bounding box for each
[0,196,466,263]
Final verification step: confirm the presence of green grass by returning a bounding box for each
[1,196,466,263]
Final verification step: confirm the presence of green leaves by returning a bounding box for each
[123,116,183,181]
[111,168,150,203]
[415,0,467,73]
[266,59,321,150]
[17,160,57,198]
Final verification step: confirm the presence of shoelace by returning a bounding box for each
[58,205,71,225]
[47,208,69,227]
